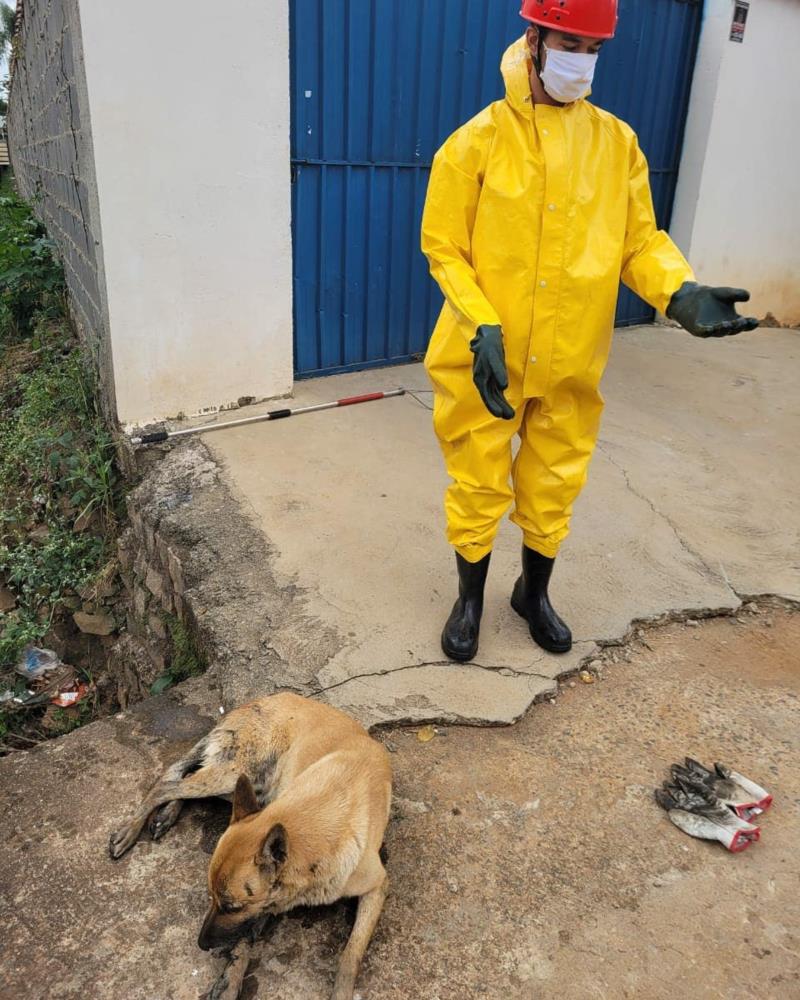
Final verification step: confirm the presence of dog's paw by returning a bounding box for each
[201,943,253,1000]
[203,968,240,1000]
[148,800,183,841]
[108,824,138,860]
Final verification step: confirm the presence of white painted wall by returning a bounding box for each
[78,0,293,427]
[672,0,800,325]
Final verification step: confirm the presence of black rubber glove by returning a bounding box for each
[666,281,760,338]
[469,325,514,420]
[671,758,772,820]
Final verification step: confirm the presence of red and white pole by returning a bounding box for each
[131,389,406,445]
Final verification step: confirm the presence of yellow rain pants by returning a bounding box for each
[422,36,694,563]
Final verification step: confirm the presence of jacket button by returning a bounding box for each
[530,356,538,364]
[548,203,556,211]
[540,280,547,288]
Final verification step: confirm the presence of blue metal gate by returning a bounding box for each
[290,0,702,378]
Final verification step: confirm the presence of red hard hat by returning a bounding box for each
[520,0,618,39]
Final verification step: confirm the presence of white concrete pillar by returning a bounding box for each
[78,0,294,427]
[671,0,800,325]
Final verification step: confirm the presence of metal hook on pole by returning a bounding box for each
[128,389,407,446]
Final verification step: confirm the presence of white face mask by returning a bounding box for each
[540,44,597,103]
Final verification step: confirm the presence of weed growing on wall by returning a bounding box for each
[150,615,207,694]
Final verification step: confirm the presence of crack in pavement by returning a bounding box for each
[309,658,562,698]
[596,440,739,600]
[571,604,746,646]
[292,600,797,722]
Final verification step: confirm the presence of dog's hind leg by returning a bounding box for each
[109,733,238,859]
[109,763,238,859]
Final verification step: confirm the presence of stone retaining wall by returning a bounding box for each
[114,505,192,706]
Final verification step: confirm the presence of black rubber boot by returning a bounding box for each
[441,553,491,662]
[511,546,572,653]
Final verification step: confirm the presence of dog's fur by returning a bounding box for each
[110,693,392,1000]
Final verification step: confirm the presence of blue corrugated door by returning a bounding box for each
[291,0,702,378]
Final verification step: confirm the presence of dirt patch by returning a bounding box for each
[362,608,800,1000]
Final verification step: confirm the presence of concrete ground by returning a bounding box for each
[2,324,799,1000]
[205,325,799,725]
[2,607,798,999]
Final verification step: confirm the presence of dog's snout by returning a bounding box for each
[197,926,215,951]
[197,907,221,951]
[197,905,254,951]
[197,923,231,951]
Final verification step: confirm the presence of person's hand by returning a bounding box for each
[666,281,760,338]
[470,325,514,420]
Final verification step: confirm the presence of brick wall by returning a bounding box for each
[7,0,116,420]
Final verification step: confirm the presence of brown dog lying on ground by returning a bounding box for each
[109,692,392,1000]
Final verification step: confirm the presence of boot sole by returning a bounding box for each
[510,589,572,655]
[441,630,478,663]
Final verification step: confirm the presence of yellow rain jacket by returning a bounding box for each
[422,36,694,562]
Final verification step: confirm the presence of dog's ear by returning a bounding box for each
[231,774,260,824]
[258,824,288,871]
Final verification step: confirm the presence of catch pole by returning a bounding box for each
[129,389,406,446]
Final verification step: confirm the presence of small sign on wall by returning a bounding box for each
[730,1,750,43]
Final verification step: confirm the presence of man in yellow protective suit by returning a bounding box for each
[422,0,758,663]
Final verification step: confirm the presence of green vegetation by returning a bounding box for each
[1,4,17,126]
[0,190,66,338]
[0,3,15,62]
[50,698,96,734]
[150,615,207,694]
[0,188,121,748]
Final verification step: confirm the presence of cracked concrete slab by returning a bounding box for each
[204,325,799,725]
[317,660,563,730]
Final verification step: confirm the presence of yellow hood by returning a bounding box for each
[500,35,535,114]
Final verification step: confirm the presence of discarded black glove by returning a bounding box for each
[470,325,515,421]
[655,777,760,852]
[671,758,772,821]
[666,281,760,338]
